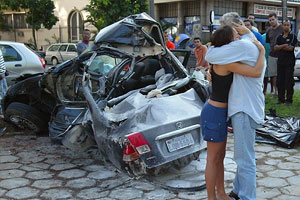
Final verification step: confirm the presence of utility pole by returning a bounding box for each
[282,0,288,21]
[148,0,154,18]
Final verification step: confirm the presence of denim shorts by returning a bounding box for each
[200,101,228,143]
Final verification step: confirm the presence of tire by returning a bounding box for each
[297,77,300,80]
[52,57,58,67]
[5,102,47,133]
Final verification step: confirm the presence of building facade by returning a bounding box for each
[0,0,95,50]
[154,0,300,42]
[2,0,300,49]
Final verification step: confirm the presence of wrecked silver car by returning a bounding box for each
[2,13,209,175]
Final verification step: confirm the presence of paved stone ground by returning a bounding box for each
[0,132,300,200]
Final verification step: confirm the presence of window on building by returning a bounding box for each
[214,0,247,17]
[14,14,27,29]
[69,11,83,42]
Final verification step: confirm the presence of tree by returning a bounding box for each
[2,0,58,47]
[85,0,148,31]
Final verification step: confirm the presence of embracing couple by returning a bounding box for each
[200,12,266,200]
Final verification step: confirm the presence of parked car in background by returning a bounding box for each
[24,43,46,59]
[294,47,300,80]
[0,41,46,85]
[45,43,77,66]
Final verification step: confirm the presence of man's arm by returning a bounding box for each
[205,39,252,65]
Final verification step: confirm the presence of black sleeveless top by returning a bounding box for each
[210,66,233,103]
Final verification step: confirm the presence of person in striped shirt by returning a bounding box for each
[0,49,7,115]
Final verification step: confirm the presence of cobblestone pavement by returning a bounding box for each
[0,132,300,200]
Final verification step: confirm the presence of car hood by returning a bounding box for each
[94,12,165,57]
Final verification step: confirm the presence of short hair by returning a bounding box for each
[268,13,277,18]
[211,25,234,47]
[248,14,255,17]
[193,37,201,42]
[219,12,243,26]
[283,19,291,24]
[243,19,254,26]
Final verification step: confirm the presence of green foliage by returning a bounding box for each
[2,0,58,31]
[85,0,148,31]
[265,90,300,118]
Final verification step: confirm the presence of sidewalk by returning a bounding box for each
[0,132,299,199]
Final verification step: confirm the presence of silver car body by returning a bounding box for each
[294,47,300,79]
[45,43,77,66]
[0,41,45,85]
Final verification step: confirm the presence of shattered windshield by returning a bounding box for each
[83,55,122,75]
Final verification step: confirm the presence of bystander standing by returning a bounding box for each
[163,31,175,49]
[193,37,208,75]
[248,14,259,32]
[262,22,271,94]
[0,49,7,116]
[274,20,297,105]
[77,29,91,55]
[266,12,283,97]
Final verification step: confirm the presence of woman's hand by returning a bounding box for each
[232,22,251,35]
[252,39,265,52]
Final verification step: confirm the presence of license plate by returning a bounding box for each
[166,133,194,152]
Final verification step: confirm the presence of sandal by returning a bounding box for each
[228,191,240,200]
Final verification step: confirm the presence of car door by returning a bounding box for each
[0,44,26,85]
[57,44,68,63]
[65,44,78,60]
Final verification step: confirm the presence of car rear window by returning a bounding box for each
[0,45,22,61]
[48,45,60,51]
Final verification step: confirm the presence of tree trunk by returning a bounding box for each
[32,28,37,48]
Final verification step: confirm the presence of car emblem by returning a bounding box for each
[176,122,183,129]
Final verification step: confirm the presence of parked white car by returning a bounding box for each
[45,43,77,66]
[0,41,46,85]
[293,47,300,80]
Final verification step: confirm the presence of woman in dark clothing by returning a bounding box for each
[201,25,265,200]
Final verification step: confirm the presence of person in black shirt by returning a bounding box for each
[274,20,297,104]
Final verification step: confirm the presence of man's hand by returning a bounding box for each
[232,22,251,35]
[0,74,3,80]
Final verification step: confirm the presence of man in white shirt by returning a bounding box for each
[205,12,266,200]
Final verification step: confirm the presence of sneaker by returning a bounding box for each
[228,191,240,200]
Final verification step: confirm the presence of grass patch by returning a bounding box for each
[265,89,300,118]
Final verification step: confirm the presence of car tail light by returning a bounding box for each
[39,57,46,69]
[123,143,139,162]
[126,132,151,155]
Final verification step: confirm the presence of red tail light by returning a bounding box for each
[39,57,46,69]
[126,132,151,155]
[123,143,139,162]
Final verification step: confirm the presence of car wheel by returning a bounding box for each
[52,57,58,66]
[297,76,300,80]
[5,102,47,133]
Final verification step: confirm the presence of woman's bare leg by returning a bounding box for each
[206,140,228,200]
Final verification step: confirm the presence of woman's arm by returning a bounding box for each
[224,40,265,78]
